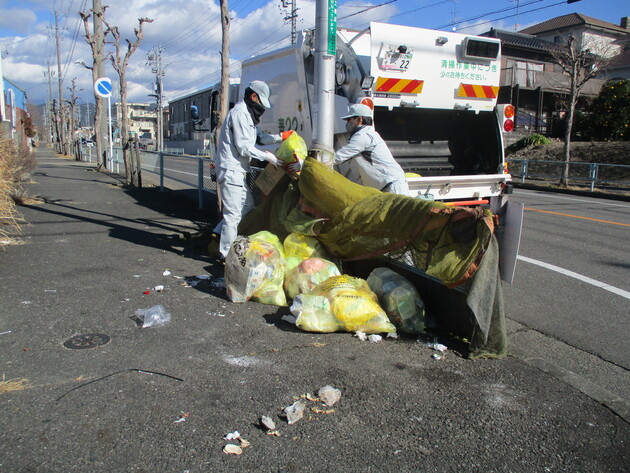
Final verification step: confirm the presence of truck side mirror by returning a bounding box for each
[191,105,199,120]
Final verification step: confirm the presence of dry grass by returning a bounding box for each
[0,138,36,245]
[0,378,32,394]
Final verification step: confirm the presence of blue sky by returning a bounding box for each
[0,0,627,104]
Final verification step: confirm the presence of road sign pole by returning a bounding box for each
[107,95,113,172]
[94,77,114,172]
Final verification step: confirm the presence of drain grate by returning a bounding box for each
[63,333,111,349]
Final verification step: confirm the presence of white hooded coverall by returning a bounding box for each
[214,101,280,257]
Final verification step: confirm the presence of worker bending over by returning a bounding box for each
[334,104,409,195]
[214,80,292,262]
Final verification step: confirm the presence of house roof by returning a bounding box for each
[520,13,629,36]
[483,28,562,53]
[607,49,630,69]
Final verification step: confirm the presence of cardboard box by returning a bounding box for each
[255,164,288,196]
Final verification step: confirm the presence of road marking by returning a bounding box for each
[517,255,630,300]
[524,207,630,227]
[514,190,630,208]
[164,167,198,177]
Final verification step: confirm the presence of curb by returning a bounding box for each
[513,183,630,202]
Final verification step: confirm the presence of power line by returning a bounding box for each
[338,0,398,21]
[454,0,567,32]
[61,0,88,82]
[434,0,547,30]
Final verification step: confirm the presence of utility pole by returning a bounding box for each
[45,64,55,144]
[53,10,67,155]
[93,0,107,168]
[281,0,299,44]
[85,102,91,128]
[217,0,230,134]
[311,0,336,160]
[147,45,165,152]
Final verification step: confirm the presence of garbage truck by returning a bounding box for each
[237,21,522,283]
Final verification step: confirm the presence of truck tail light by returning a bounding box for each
[498,104,515,133]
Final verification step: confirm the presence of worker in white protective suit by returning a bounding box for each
[288,103,408,195]
[213,80,293,262]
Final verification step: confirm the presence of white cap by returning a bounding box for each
[248,80,271,109]
[340,103,373,120]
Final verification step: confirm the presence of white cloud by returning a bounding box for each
[0,8,37,35]
[0,0,401,105]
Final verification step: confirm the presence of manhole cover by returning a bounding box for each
[63,333,111,349]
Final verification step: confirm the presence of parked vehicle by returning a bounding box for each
[237,22,522,282]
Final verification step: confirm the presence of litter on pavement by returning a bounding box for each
[174,412,189,424]
[317,385,342,407]
[134,304,171,328]
[284,400,306,424]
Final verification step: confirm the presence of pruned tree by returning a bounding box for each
[79,2,108,171]
[550,35,614,186]
[98,9,153,186]
[66,78,82,160]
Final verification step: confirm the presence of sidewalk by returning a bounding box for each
[1,149,628,472]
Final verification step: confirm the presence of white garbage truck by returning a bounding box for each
[238,21,523,283]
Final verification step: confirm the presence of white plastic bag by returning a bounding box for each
[134,304,171,328]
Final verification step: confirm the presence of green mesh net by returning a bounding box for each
[242,158,494,288]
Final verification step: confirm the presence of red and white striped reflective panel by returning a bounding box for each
[457,83,499,99]
[375,77,424,94]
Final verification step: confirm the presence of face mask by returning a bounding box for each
[245,95,266,125]
[345,118,357,134]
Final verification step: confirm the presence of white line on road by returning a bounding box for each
[163,167,198,177]
[514,190,630,209]
[517,255,630,301]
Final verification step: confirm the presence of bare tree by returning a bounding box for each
[550,35,614,186]
[79,3,108,171]
[98,9,153,186]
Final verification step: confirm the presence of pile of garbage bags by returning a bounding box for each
[225,230,425,335]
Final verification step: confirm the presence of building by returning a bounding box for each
[520,13,628,58]
[482,14,629,136]
[112,102,158,146]
[2,78,33,152]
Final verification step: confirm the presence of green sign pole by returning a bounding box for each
[327,0,337,56]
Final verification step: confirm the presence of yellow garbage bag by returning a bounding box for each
[225,235,287,306]
[291,275,396,334]
[275,132,308,164]
[250,230,285,259]
[284,258,341,300]
[283,232,333,265]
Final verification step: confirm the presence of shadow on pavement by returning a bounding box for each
[19,186,221,263]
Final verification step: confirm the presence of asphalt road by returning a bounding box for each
[504,189,630,369]
[2,151,628,472]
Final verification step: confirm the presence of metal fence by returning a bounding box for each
[507,158,630,192]
[81,147,265,209]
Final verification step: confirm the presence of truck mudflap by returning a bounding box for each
[406,173,511,201]
[491,196,524,284]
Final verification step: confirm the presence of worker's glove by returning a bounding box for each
[281,130,295,141]
[287,158,303,174]
[261,150,283,167]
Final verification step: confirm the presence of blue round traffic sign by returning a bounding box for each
[94,77,113,98]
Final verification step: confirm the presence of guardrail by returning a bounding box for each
[507,158,630,192]
[79,146,265,209]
